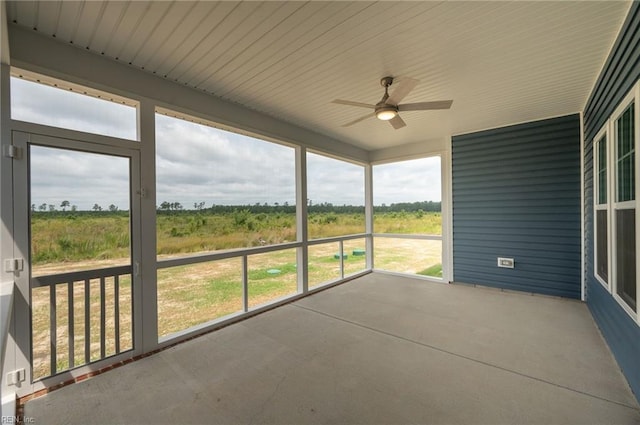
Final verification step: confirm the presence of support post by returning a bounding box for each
[364,164,374,270]
[296,146,308,293]
[137,99,158,353]
[0,4,18,409]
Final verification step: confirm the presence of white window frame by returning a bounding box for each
[593,125,610,290]
[595,82,640,323]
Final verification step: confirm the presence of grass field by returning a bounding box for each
[30,210,441,378]
[31,210,440,267]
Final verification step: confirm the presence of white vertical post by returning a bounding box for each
[137,99,158,353]
[242,255,249,312]
[296,146,308,293]
[364,164,374,270]
[0,49,17,414]
[441,149,454,283]
[339,240,344,278]
[7,130,30,398]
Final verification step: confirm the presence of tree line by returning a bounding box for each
[32,200,441,214]
[157,200,440,214]
[32,201,119,213]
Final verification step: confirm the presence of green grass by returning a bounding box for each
[31,214,130,263]
[173,279,241,307]
[417,263,443,278]
[374,211,441,234]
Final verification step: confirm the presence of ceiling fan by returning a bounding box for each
[332,76,453,129]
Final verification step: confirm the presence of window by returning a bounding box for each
[613,101,636,312]
[594,132,609,284]
[154,111,298,337]
[373,157,442,235]
[594,84,638,318]
[10,72,137,140]
[306,152,366,287]
[155,112,296,257]
[616,103,635,203]
[372,156,443,278]
[306,152,365,239]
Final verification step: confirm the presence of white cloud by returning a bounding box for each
[156,114,296,207]
[307,152,365,206]
[30,146,130,210]
[15,77,442,211]
[373,157,441,205]
[11,77,137,140]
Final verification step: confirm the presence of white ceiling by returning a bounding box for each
[5,1,631,153]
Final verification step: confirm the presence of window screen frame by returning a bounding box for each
[611,91,637,315]
[593,127,610,288]
[597,84,640,321]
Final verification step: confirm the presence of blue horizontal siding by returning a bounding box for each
[583,1,640,402]
[584,2,640,143]
[452,114,581,299]
[587,280,640,400]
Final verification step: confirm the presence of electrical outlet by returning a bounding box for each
[497,257,514,268]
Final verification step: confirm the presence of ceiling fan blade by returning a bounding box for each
[342,112,376,127]
[398,100,453,111]
[387,77,419,105]
[389,115,406,130]
[332,99,375,109]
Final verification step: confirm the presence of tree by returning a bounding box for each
[60,200,70,211]
[93,204,102,211]
[71,205,77,212]
[48,204,56,212]
[159,201,170,211]
[109,204,118,212]
[31,204,36,212]
[39,203,47,212]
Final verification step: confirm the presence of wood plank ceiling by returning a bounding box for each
[5,1,631,152]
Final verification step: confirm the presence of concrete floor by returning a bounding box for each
[25,273,640,424]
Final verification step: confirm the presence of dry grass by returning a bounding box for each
[374,237,442,274]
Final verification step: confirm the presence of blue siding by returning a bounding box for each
[583,1,640,402]
[452,114,581,299]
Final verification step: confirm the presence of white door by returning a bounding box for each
[12,131,142,393]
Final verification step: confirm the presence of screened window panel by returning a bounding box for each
[597,136,607,205]
[596,210,608,282]
[11,77,137,140]
[615,208,636,312]
[616,103,635,202]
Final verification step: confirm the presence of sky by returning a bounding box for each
[12,77,441,211]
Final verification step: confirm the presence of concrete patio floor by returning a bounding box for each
[24,273,640,424]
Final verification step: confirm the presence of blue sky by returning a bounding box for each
[13,77,441,210]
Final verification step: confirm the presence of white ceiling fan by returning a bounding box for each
[332,76,453,129]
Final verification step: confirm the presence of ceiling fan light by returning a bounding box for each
[376,107,397,121]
